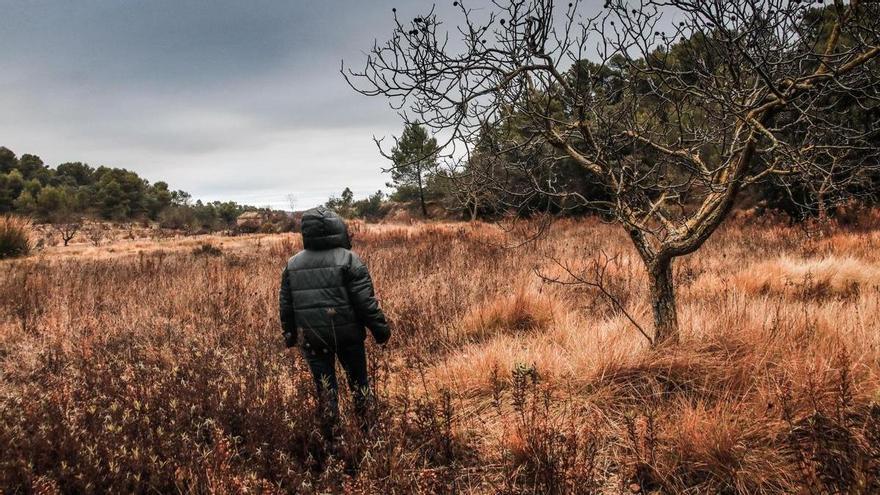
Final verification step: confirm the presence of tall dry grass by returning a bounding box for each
[1,217,880,493]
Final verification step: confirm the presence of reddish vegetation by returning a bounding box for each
[1,218,880,493]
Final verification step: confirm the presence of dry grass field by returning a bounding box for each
[2,217,880,493]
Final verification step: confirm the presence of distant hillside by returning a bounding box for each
[0,146,270,232]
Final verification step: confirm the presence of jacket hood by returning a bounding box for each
[300,207,351,250]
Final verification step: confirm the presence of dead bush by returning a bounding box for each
[0,215,31,259]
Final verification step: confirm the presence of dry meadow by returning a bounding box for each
[2,217,880,493]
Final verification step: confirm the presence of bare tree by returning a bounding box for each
[51,215,81,247]
[85,224,106,247]
[346,0,880,344]
[442,151,500,221]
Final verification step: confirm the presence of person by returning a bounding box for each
[279,206,390,441]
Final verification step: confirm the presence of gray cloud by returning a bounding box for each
[0,1,606,208]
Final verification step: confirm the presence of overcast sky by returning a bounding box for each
[0,1,455,208]
[0,1,606,209]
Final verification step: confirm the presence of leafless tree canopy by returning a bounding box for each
[346,0,880,342]
[52,221,81,247]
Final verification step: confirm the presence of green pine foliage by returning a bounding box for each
[389,123,439,218]
[0,146,255,229]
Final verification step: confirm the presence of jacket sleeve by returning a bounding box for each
[279,267,297,347]
[345,252,391,344]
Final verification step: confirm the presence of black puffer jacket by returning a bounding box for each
[279,207,390,351]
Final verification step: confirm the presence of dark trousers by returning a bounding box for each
[301,342,371,438]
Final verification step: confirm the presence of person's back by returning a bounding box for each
[279,207,389,438]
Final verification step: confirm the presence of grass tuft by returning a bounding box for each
[458,285,557,341]
[735,256,880,299]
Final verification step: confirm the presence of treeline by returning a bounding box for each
[356,8,880,223]
[0,146,260,231]
[332,110,880,223]
[325,188,387,220]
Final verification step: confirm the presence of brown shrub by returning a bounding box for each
[192,242,223,257]
[0,215,31,259]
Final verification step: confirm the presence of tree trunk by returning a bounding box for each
[419,189,428,218]
[469,196,478,221]
[817,188,829,224]
[417,170,429,218]
[648,257,678,345]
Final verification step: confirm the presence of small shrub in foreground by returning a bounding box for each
[499,364,601,495]
[0,215,31,259]
[192,242,223,257]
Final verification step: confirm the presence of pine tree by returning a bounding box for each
[389,123,437,218]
